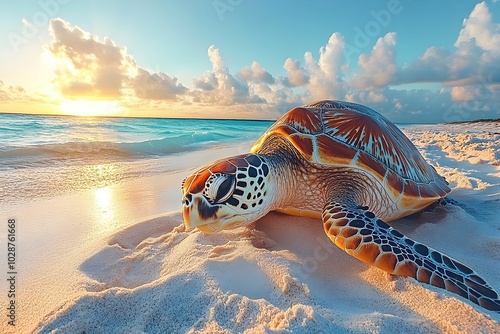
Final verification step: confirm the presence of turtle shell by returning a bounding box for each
[251,100,450,209]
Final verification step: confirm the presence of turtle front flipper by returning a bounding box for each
[322,201,500,312]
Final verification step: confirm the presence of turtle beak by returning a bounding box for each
[182,194,201,230]
[183,193,222,230]
[182,194,244,233]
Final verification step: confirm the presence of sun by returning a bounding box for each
[59,99,122,117]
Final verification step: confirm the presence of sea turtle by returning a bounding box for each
[181,100,500,312]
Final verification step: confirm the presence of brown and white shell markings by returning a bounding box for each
[182,100,500,313]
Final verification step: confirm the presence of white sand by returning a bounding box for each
[1,123,499,333]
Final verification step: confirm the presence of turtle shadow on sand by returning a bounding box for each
[36,206,500,333]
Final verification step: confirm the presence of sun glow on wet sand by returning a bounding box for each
[59,100,122,116]
[94,186,117,233]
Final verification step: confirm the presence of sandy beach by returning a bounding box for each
[1,122,499,333]
[3,1,500,333]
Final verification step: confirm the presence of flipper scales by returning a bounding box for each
[322,201,500,312]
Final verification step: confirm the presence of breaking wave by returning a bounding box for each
[0,131,229,162]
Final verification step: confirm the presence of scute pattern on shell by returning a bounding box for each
[306,100,435,183]
[251,100,450,201]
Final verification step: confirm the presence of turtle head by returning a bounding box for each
[181,154,273,234]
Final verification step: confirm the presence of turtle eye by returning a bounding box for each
[205,174,236,203]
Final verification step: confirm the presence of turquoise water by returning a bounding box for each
[0,113,273,203]
[0,114,273,164]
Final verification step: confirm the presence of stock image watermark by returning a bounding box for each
[211,0,407,56]
[6,218,17,327]
[344,0,406,61]
[295,235,336,281]
[7,0,71,52]
[443,74,495,123]
[213,0,243,21]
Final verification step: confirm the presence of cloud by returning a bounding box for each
[38,5,500,122]
[397,2,500,87]
[0,83,26,100]
[47,18,134,99]
[192,46,265,105]
[133,69,187,100]
[451,1,500,86]
[395,46,452,84]
[450,86,476,102]
[367,91,387,103]
[0,80,52,106]
[47,18,187,102]
[191,47,302,118]
[345,90,387,105]
[304,33,348,100]
[283,58,309,87]
[192,73,217,91]
[239,61,275,84]
[350,33,397,89]
[455,1,500,52]
[0,81,10,101]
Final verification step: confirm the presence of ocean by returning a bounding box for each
[0,113,273,204]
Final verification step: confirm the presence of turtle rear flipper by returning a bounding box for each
[322,200,500,312]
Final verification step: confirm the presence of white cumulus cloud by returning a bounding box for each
[239,61,275,84]
[455,1,500,52]
[191,45,263,105]
[47,18,187,102]
[304,33,348,101]
[397,2,500,87]
[283,58,309,87]
[39,4,500,122]
[350,33,397,90]
[133,69,187,100]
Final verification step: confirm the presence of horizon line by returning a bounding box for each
[0,111,278,122]
[0,111,498,125]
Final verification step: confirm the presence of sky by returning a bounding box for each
[1,0,500,122]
